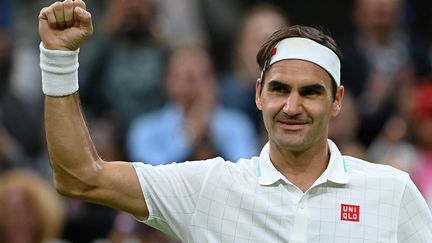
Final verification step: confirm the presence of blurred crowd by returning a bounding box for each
[1,0,432,242]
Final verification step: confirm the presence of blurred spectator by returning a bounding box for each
[219,4,288,141]
[340,0,431,146]
[127,46,258,164]
[367,115,417,173]
[0,28,42,171]
[329,91,366,159]
[200,0,245,71]
[79,0,168,136]
[411,81,432,208]
[10,0,52,105]
[156,0,208,48]
[0,169,65,243]
[367,64,418,173]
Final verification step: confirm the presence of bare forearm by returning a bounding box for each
[40,1,148,217]
[45,93,101,196]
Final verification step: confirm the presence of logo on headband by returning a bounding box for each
[271,48,277,56]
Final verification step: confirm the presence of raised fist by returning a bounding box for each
[39,0,93,51]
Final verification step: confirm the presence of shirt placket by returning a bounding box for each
[290,191,309,242]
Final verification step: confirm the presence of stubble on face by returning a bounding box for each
[257,59,338,154]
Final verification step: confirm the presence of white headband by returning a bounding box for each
[261,37,341,86]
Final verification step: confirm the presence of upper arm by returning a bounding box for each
[44,95,148,218]
[81,160,148,219]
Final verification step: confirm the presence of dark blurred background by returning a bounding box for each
[1,0,432,242]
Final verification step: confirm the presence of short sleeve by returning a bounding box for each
[132,158,225,239]
[397,175,432,242]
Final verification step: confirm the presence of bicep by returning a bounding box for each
[85,161,148,219]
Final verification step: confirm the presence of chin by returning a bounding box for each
[273,136,307,151]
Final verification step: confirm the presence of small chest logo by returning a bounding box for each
[340,204,360,222]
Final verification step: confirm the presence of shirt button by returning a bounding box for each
[299,202,305,209]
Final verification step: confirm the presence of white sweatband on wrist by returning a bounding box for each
[40,42,80,96]
[260,37,341,86]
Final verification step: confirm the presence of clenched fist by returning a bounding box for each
[39,0,93,51]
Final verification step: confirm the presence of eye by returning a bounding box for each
[300,85,325,97]
[300,89,320,96]
[270,83,289,93]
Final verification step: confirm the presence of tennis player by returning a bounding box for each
[39,0,432,242]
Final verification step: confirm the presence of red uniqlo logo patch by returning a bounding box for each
[340,204,360,222]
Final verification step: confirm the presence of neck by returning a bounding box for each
[269,139,330,192]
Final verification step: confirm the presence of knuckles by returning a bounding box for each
[40,0,94,49]
[52,1,63,11]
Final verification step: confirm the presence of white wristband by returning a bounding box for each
[39,42,80,96]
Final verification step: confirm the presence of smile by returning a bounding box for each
[277,120,308,130]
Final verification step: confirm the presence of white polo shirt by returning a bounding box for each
[133,140,432,242]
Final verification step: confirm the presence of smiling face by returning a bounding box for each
[256,59,344,153]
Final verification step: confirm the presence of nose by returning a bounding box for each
[282,92,303,116]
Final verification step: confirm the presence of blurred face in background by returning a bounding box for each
[0,171,64,243]
[104,0,156,40]
[354,0,402,35]
[1,184,39,243]
[236,7,287,80]
[165,47,216,111]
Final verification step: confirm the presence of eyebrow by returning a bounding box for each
[267,80,289,89]
[300,84,326,93]
[266,80,326,92]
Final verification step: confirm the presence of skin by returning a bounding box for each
[256,60,344,192]
[39,0,148,218]
[39,0,343,220]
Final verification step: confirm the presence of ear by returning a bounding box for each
[255,78,263,111]
[331,85,344,117]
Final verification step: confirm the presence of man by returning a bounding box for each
[126,46,258,164]
[39,1,432,242]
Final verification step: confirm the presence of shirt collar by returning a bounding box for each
[257,142,284,185]
[257,139,349,186]
[325,139,349,184]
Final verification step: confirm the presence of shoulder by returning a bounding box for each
[344,155,408,176]
[189,156,259,179]
[133,156,259,183]
[343,155,410,186]
[228,156,260,178]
